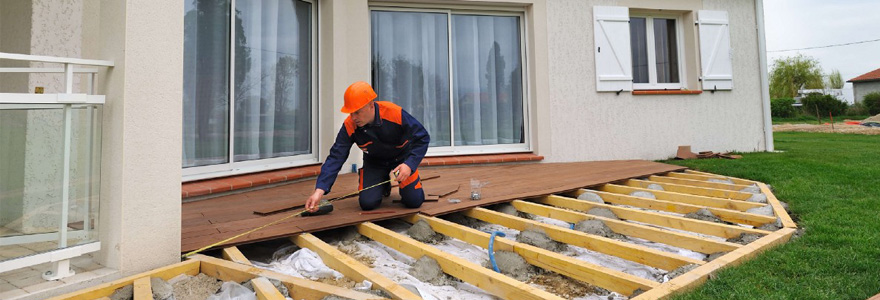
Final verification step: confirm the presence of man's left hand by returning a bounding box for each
[392,164,411,182]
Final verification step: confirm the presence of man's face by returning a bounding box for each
[350,101,375,127]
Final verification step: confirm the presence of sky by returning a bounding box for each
[763,0,880,93]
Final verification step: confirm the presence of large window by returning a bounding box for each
[183,0,315,179]
[371,9,528,154]
[630,15,683,90]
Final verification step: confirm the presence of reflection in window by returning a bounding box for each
[653,18,679,83]
[629,15,682,89]
[630,17,649,84]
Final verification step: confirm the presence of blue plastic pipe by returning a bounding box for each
[488,231,506,273]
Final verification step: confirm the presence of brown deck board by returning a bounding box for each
[181,160,685,252]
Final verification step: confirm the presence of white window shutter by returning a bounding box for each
[593,6,632,92]
[698,10,733,91]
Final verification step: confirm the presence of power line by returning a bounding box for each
[768,38,880,53]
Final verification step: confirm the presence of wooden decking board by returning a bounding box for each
[181,160,686,252]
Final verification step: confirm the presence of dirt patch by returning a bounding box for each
[587,207,620,220]
[574,220,625,240]
[150,277,173,300]
[409,256,453,285]
[172,273,222,300]
[629,191,656,199]
[407,220,444,244]
[336,242,375,267]
[706,252,728,262]
[487,250,535,281]
[516,229,566,252]
[773,123,880,135]
[527,272,598,299]
[685,208,723,223]
[727,233,763,245]
[666,264,699,279]
[109,285,132,300]
[577,192,605,204]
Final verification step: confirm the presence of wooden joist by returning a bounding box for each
[222,246,251,265]
[133,277,153,300]
[403,214,658,295]
[356,222,565,300]
[667,172,754,186]
[758,182,796,228]
[648,175,751,191]
[581,189,776,226]
[598,184,765,211]
[292,233,422,300]
[252,277,287,300]
[536,195,769,239]
[684,170,757,185]
[632,227,796,300]
[47,260,201,300]
[511,200,741,254]
[464,207,703,270]
[623,179,754,200]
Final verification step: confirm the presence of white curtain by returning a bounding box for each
[653,18,679,83]
[234,0,312,161]
[630,17,649,84]
[371,11,451,147]
[452,15,524,145]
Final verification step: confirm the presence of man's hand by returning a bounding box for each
[392,164,411,182]
[305,189,325,212]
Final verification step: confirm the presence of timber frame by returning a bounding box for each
[55,170,796,300]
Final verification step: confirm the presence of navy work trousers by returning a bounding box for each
[358,162,424,210]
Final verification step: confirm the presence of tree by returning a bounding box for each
[826,69,844,89]
[769,54,824,99]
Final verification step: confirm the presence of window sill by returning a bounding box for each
[632,90,703,95]
[181,153,544,199]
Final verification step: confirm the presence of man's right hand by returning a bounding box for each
[305,189,325,212]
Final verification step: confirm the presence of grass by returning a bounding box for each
[772,115,869,125]
[666,132,880,300]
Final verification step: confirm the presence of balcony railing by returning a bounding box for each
[0,52,112,280]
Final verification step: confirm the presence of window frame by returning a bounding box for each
[182,0,320,182]
[630,12,687,91]
[368,5,532,156]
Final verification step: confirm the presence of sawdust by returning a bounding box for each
[516,228,566,252]
[727,233,763,245]
[409,255,452,285]
[171,273,222,300]
[577,192,605,204]
[684,208,724,223]
[773,123,880,135]
[666,264,699,279]
[336,242,375,267]
[574,220,625,240]
[487,250,535,281]
[587,207,620,220]
[406,220,444,244]
[527,272,598,299]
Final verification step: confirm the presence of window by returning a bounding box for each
[370,8,528,154]
[182,0,316,180]
[630,15,683,90]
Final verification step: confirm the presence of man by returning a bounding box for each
[305,81,430,212]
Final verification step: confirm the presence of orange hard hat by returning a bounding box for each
[341,81,377,113]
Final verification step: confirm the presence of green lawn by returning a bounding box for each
[667,132,880,300]
[772,115,870,124]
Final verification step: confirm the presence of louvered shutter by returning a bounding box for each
[594,6,633,92]
[698,10,733,90]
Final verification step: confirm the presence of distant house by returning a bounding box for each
[848,67,880,103]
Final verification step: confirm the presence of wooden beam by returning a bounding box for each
[252,277,287,300]
[222,246,251,265]
[536,195,769,239]
[356,222,565,300]
[292,233,422,300]
[684,170,757,185]
[133,277,153,300]
[193,254,385,300]
[758,182,796,228]
[599,184,765,211]
[46,260,201,300]
[403,214,658,295]
[648,175,751,191]
[511,200,741,254]
[632,227,796,300]
[667,172,753,186]
[624,179,754,200]
[464,207,703,270]
[582,189,775,226]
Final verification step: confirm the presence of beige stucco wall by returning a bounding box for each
[544,0,767,162]
[854,81,880,104]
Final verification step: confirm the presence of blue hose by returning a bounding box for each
[488,231,506,273]
[570,223,576,230]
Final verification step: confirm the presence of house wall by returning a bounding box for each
[853,81,880,104]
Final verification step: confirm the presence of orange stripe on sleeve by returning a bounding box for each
[344,117,356,136]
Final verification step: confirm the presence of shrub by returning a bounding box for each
[846,102,869,116]
[771,98,797,118]
[863,92,880,115]
[800,93,847,117]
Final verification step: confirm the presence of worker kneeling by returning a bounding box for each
[305,81,430,212]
